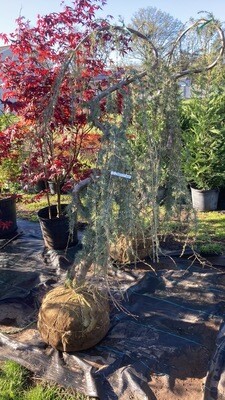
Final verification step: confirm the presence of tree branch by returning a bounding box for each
[168,18,225,79]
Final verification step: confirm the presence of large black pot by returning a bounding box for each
[0,196,18,238]
[217,187,225,210]
[34,179,47,193]
[191,187,219,211]
[37,204,78,250]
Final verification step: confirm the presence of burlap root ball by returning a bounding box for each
[38,286,110,352]
[110,234,152,264]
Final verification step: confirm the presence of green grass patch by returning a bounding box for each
[191,211,225,255]
[0,360,93,400]
[196,242,225,255]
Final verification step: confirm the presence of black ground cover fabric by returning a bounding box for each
[1,219,225,399]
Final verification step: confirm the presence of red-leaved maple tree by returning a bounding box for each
[0,0,131,216]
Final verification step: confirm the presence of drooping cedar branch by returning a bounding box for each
[87,17,225,108]
[43,23,158,110]
[38,17,225,131]
[71,16,225,286]
[169,18,225,79]
[72,177,92,219]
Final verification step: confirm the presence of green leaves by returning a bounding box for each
[181,87,225,189]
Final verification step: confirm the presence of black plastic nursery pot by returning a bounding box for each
[34,179,47,193]
[191,187,219,212]
[217,187,225,210]
[37,204,78,250]
[0,196,18,239]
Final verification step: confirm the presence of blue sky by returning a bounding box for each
[0,0,225,44]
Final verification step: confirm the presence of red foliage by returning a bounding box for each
[0,0,131,206]
[0,130,11,161]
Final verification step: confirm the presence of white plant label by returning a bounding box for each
[110,171,132,179]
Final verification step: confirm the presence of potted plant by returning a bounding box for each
[20,124,98,250]
[0,193,18,239]
[0,0,116,249]
[181,79,225,211]
[0,161,20,239]
[0,114,21,238]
